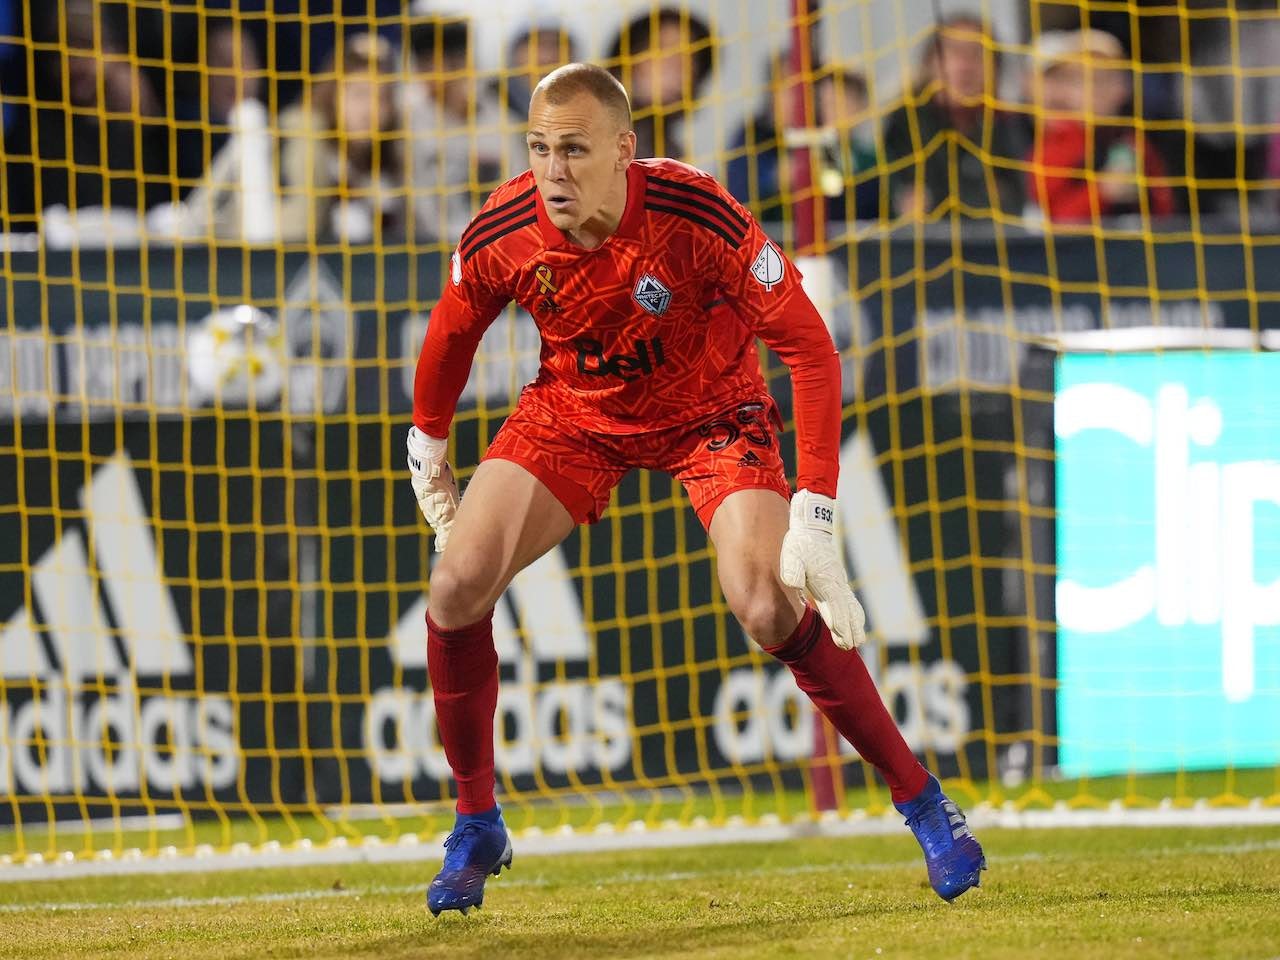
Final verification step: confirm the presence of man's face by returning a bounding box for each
[421,53,470,117]
[630,21,692,108]
[337,77,384,141]
[514,33,569,85]
[1040,61,1130,117]
[207,27,263,120]
[527,91,634,233]
[507,33,571,115]
[936,27,990,102]
[66,51,101,108]
[819,78,868,129]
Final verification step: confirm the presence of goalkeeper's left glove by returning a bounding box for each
[779,489,867,650]
[406,426,459,553]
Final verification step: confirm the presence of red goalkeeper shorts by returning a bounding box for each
[481,392,792,529]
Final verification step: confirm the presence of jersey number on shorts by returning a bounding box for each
[698,402,773,451]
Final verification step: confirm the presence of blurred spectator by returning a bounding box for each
[1268,132,1280,215]
[173,15,267,191]
[818,66,883,222]
[1025,29,1174,223]
[0,0,19,134]
[275,30,406,244]
[882,13,1025,219]
[1029,5,1189,214]
[608,8,714,159]
[499,24,578,121]
[406,15,507,242]
[2,0,170,233]
[151,1,403,114]
[1177,3,1280,215]
[726,52,792,222]
[727,57,881,225]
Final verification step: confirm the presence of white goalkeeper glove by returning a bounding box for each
[406,426,459,553]
[779,489,867,650]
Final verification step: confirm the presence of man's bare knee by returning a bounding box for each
[725,585,800,646]
[737,600,799,646]
[709,489,800,644]
[427,558,502,630]
[422,458,574,630]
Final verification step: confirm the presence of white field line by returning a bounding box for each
[4,838,1280,915]
[3,805,1280,883]
[0,862,894,915]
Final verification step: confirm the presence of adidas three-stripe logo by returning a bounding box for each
[458,187,537,262]
[645,175,748,247]
[944,799,974,840]
[0,452,237,794]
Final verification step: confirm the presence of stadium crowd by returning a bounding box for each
[1,0,1277,244]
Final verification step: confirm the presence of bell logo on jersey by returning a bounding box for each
[632,273,672,316]
[750,241,784,291]
[450,251,462,286]
[576,336,667,381]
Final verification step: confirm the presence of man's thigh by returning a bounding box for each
[667,398,792,530]
[431,458,578,626]
[707,486,804,642]
[481,396,629,525]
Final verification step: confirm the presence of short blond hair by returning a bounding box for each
[531,62,632,132]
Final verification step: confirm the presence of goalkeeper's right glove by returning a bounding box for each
[779,488,867,650]
[406,426,459,552]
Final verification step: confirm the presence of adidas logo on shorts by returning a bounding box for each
[737,450,765,468]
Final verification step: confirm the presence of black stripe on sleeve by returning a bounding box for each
[459,186,537,248]
[461,214,538,261]
[647,174,749,233]
[646,186,747,244]
[644,202,740,246]
[459,201,536,259]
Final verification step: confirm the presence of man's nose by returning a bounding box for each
[547,153,568,180]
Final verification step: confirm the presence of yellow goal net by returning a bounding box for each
[1,0,1278,868]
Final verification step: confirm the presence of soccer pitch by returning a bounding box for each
[3,824,1278,960]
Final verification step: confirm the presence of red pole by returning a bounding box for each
[788,0,822,259]
[789,0,843,815]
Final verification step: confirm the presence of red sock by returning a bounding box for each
[765,607,928,803]
[426,610,499,814]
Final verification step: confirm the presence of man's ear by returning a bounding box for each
[616,130,637,169]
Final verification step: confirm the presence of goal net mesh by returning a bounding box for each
[0,0,1277,863]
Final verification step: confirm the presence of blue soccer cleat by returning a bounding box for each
[895,774,987,902]
[426,807,513,916]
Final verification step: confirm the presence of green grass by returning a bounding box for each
[2,824,1279,959]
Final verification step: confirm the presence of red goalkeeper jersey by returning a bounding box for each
[413,157,841,495]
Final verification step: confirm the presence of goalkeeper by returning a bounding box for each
[408,63,985,916]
